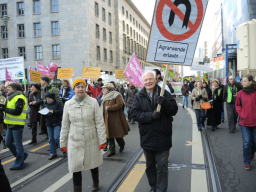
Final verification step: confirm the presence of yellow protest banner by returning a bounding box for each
[30,70,42,83]
[57,68,73,79]
[81,67,101,79]
[115,69,126,79]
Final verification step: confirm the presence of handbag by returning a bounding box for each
[201,102,212,110]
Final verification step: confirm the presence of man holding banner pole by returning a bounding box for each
[131,68,178,192]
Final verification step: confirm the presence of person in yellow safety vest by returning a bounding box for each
[0,83,28,170]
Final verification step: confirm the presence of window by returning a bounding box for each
[18,24,25,38]
[139,24,140,30]
[51,0,58,12]
[1,26,8,39]
[52,45,60,59]
[131,40,133,52]
[108,13,111,25]
[34,23,41,36]
[139,34,140,42]
[126,24,129,35]
[97,46,100,59]
[96,24,100,38]
[130,14,132,22]
[122,7,124,15]
[1,4,7,17]
[122,21,125,32]
[127,37,130,52]
[133,18,135,25]
[19,47,26,59]
[123,35,126,51]
[51,21,59,35]
[136,21,137,27]
[110,50,113,62]
[126,11,128,19]
[103,28,106,41]
[33,0,40,14]
[102,8,105,21]
[104,48,107,61]
[133,30,135,38]
[136,32,138,41]
[17,2,24,15]
[109,31,112,44]
[130,27,132,36]
[2,48,8,58]
[108,0,111,7]
[35,46,42,60]
[95,2,99,16]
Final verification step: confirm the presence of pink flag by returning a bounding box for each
[6,68,12,82]
[29,67,36,81]
[124,53,144,88]
[37,62,50,77]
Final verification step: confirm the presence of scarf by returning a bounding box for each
[75,95,86,104]
[243,84,254,93]
[197,87,203,103]
[7,91,23,101]
[100,91,124,113]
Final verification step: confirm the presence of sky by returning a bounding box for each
[131,0,222,76]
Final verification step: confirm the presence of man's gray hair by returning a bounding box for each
[142,70,156,80]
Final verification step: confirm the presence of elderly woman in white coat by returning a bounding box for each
[60,77,107,192]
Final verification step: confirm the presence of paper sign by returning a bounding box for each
[0,57,25,81]
[171,82,183,95]
[146,0,209,66]
[115,69,126,79]
[81,67,101,79]
[124,53,144,88]
[38,108,49,115]
[57,68,73,79]
[30,70,42,83]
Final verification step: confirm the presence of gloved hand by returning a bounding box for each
[99,143,107,150]
[198,95,203,99]
[195,98,200,102]
[152,110,161,120]
[156,96,165,105]
[60,147,67,152]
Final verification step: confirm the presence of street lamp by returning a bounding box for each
[0,15,11,59]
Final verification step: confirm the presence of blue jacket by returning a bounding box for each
[59,87,74,100]
[97,94,102,106]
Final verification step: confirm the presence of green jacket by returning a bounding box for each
[38,83,60,109]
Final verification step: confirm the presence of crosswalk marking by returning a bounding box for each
[43,172,72,192]
[0,140,31,154]
[2,157,16,165]
[11,158,62,188]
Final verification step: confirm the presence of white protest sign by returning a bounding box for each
[171,82,183,95]
[146,0,209,66]
[0,57,25,81]
[190,58,210,71]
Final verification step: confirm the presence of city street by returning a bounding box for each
[1,98,255,192]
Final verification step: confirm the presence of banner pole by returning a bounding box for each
[157,64,170,112]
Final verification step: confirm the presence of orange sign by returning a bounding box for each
[214,56,224,62]
[30,70,42,83]
[57,68,73,79]
[115,69,126,79]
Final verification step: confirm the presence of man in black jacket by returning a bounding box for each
[189,77,196,107]
[131,71,178,192]
[223,76,243,133]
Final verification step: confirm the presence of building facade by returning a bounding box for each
[0,0,153,80]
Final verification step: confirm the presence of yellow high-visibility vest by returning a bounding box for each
[4,94,27,126]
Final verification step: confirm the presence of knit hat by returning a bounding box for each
[32,84,40,90]
[102,83,114,90]
[213,79,220,85]
[45,92,55,99]
[41,76,50,83]
[98,78,103,82]
[229,75,235,80]
[72,77,87,89]
[8,83,23,91]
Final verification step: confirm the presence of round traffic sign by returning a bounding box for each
[156,0,204,41]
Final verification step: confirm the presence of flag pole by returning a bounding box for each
[157,64,170,112]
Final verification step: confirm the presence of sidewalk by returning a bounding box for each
[206,109,256,192]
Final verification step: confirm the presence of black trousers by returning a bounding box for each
[31,122,38,142]
[40,115,48,136]
[0,159,12,192]
[73,167,98,186]
[143,149,170,192]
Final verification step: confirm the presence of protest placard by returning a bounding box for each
[30,70,42,83]
[0,57,25,81]
[115,69,126,79]
[57,68,73,79]
[81,67,101,79]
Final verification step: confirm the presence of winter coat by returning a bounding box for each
[97,94,102,106]
[42,99,63,127]
[131,85,178,151]
[59,87,74,100]
[87,84,94,97]
[189,81,196,92]
[235,85,256,127]
[103,94,130,139]
[28,91,41,123]
[181,84,190,96]
[93,83,103,99]
[125,87,138,107]
[60,95,107,173]
[167,83,174,93]
[119,89,125,100]
[158,81,171,93]
[38,83,60,108]
[191,87,208,109]
[204,86,212,101]
[223,82,243,104]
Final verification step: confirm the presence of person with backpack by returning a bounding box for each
[125,83,138,124]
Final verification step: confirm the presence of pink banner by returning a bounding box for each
[6,68,12,82]
[124,54,144,88]
[37,62,55,79]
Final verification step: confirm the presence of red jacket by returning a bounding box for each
[235,86,256,127]
[87,84,94,97]
[93,83,103,99]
